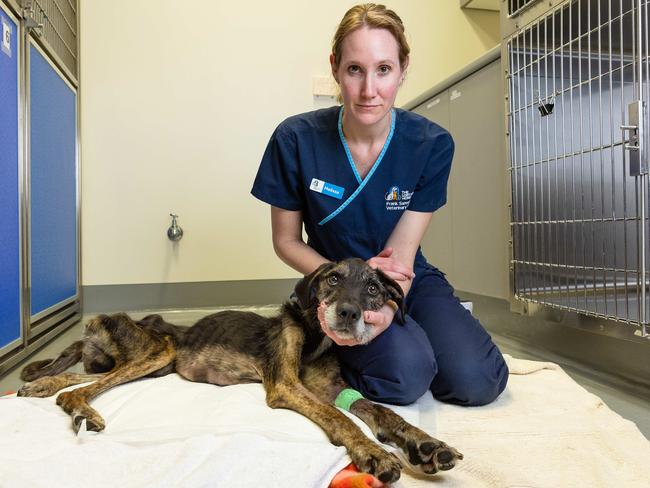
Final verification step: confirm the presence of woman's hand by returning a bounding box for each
[362,303,396,338]
[317,302,395,346]
[367,247,415,282]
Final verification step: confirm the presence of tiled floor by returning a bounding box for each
[1,305,649,441]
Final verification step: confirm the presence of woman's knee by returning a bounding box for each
[353,351,437,405]
[432,348,509,406]
[338,318,438,405]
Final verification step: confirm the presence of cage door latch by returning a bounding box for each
[622,101,646,176]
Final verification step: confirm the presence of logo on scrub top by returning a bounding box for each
[385,185,413,211]
[311,179,324,192]
[385,186,399,201]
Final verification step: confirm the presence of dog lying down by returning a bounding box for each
[18,258,462,483]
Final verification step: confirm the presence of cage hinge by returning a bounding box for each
[21,1,43,37]
[621,101,647,176]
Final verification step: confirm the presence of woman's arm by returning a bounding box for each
[363,209,434,334]
[270,206,329,275]
[379,209,434,295]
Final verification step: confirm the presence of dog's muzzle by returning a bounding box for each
[324,302,373,344]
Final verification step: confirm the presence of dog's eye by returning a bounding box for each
[367,284,378,295]
[327,275,339,286]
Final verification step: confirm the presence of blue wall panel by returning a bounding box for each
[29,44,77,316]
[0,9,21,348]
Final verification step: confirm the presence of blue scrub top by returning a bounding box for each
[251,106,454,270]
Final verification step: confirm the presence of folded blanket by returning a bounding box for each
[396,355,650,488]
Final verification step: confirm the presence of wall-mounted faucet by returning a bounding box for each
[167,213,183,241]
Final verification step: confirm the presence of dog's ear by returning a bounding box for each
[376,268,406,325]
[294,262,336,310]
[138,314,164,327]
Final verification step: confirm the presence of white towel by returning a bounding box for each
[0,376,351,488]
[1,355,649,488]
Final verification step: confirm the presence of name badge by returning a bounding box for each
[310,178,345,200]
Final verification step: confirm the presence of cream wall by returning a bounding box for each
[80,0,500,286]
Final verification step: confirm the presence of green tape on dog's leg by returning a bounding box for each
[334,388,364,411]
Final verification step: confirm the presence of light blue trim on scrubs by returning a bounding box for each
[338,108,363,185]
[319,107,396,226]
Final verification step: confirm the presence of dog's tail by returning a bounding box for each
[20,340,84,382]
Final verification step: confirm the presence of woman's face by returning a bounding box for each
[331,26,406,129]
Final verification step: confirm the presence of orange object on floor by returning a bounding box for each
[329,463,385,488]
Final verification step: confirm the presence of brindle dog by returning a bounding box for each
[18,258,462,483]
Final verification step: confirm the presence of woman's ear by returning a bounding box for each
[330,53,339,83]
[399,57,410,85]
[401,56,410,73]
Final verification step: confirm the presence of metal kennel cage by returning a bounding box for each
[502,0,650,336]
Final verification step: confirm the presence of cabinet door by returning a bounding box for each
[0,5,21,352]
[447,60,508,299]
[29,41,78,319]
[412,90,454,277]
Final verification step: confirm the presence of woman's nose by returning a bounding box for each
[361,74,377,98]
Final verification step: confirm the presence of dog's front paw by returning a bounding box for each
[351,441,402,484]
[17,378,59,398]
[406,437,463,474]
[428,443,463,472]
[391,424,463,474]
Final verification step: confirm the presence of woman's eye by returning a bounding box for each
[367,284,378,295]
[378,65,391,74]
[347,65,360,74]
[327,275,339,286]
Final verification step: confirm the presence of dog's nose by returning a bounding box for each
[337,303,360,323]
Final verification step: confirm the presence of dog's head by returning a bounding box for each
[294,258,405,344]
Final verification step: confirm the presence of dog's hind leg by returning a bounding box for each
[20,341,84,382]
[301,353,463,474]
[55,336,176,433]
[17,372,104,398]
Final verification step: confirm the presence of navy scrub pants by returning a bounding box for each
[336,265,509,406]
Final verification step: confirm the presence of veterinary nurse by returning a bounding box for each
[252,3,508,406]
